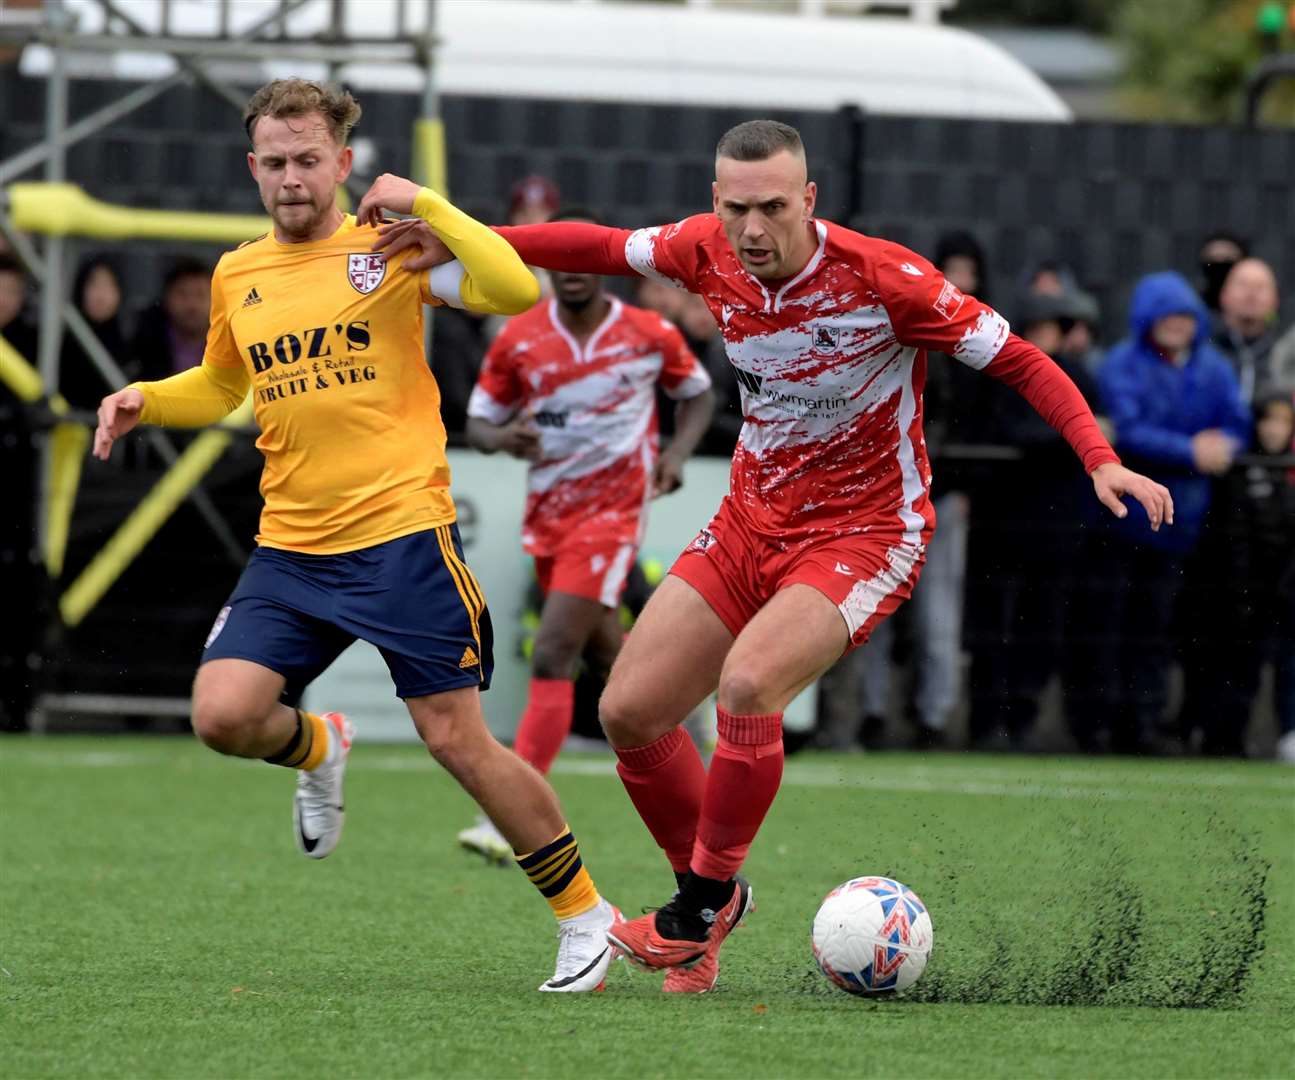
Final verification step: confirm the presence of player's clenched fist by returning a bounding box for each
[93,387,145,460]
[355,173,424,228]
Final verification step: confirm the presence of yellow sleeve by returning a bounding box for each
[412,187,540,316]
[130,360,249,428]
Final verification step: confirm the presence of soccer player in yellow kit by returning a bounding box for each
[93,79,620,992]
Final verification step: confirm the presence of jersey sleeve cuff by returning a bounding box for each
[428,261,467,309]
[661,365,713,400]
[466,385,515,425]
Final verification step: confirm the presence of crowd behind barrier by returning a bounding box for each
[1,177,1291,761]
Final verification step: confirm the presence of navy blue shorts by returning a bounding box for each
[202,525,493,703]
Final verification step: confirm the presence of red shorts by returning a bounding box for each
[670,499,926,649]
[534,538,636,608]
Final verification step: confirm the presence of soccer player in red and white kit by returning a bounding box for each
[456,210,715,863]
[377,121,1172,993]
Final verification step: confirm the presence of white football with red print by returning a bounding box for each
[811,875,933,995]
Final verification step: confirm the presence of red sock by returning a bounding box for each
[691,708,784,881]
[614,727,706,874]
[512,677,575,775]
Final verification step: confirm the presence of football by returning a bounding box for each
[811,876,934,995]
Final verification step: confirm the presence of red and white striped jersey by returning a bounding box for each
[467,296,711,555]
[623,214,1019,545]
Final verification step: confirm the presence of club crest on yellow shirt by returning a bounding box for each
[347,253,387,295]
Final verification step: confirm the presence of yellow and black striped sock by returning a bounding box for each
[263,709,329,771]
[517,827,599,920]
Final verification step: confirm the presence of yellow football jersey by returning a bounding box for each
[206,215,453,554]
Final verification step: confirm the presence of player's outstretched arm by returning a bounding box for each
[93,361,249,461]
[374,217,641,279]
[983,335,1173,530]
[357,174,539,315]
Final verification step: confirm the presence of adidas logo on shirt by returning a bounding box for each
[243,287,263,308]
[459,646,479,669]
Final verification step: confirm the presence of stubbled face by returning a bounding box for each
[248,112,352,243]
[1220,259,1279,323]
[1151,313,1197,353]
[713,150,817,280]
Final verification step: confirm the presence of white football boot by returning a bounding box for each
[540,897,621,992]
[293,712,354,859]
[456,815,512,865]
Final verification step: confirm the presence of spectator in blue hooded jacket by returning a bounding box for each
[1063,272,1249,754]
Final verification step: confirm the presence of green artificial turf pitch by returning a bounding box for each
[2,737,1292,1078]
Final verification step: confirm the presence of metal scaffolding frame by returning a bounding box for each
[0,0,439,556]
[0,0,440,726]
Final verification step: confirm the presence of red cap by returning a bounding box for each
[508,175,561,216]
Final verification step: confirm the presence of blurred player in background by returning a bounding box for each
[456,209,714,863]
[92,79,619,993]
[378,119,1172,993]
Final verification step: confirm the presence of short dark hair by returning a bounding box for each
[244,78,361,146]
[163,258,211,292]
[716,120,804,162]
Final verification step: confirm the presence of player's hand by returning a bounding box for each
[371,217,454,271]
[1190,429,1236,476]
[355,173,424,228]
[93,387,145,460]
[494,417,541,461]
[653,453,685,497]
[1090,462,1174,531]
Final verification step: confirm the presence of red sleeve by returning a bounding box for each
[466,333,524,425]
[868,241,1010,366]
[653,317,713,400]
[984,335,1121,474]
[495,216,709,291]
[495,222,636,276]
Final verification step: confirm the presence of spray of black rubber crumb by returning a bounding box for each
[804,816,1269,1010]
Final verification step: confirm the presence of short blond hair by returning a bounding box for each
[243,78,361,146]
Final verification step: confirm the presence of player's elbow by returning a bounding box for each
[493,270,541,315]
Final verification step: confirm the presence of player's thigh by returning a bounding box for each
[600,574,734,745]
[718,583,850,715]
[584,607,626,674]
[191,658,287,736]
[531,589,613,676]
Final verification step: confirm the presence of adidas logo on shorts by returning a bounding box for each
[459,646,479,669]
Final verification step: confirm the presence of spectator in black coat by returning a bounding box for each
[132,259,212,381]
[59,255,130,410]
[1189,393,1295,757]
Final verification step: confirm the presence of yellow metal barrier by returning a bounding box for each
[58,396,255,628]
[0,333,86,577]
[9,182,269,242]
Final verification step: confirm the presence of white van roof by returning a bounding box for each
[30,0,1071,122]
[428,1,1071,121]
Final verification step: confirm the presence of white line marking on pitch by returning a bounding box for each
[5,748,1292,806]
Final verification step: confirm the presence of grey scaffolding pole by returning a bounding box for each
[0,0,440,575]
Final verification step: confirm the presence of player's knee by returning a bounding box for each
[598,682,653,745]
[530,636,581,681]
[190,695,258,754]
[716,667,776,717]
